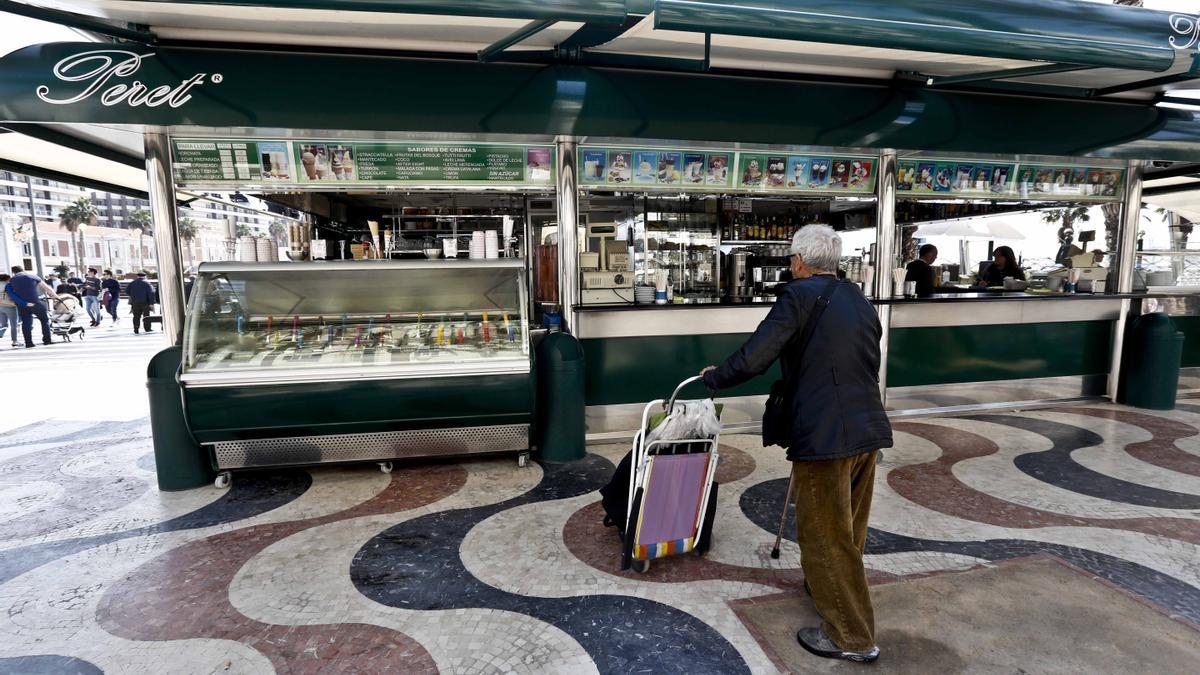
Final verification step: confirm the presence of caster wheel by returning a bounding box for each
[517,452,530,468]
[378,461,393,474]
[214,472,231,489]
[632,559,650,574]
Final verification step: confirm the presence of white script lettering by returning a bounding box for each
[35,50,217,107]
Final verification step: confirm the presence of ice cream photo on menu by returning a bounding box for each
[916,162,935,191]
[526,148,552,182]
[706,153,729,186]
[658,151,682,184]
[741,156,764,187]
[684,153,705,183]
[582,150,607,184]
[829,160,850,188]
[635,151,657,183]
[809,157,830,188]
[609,151,632,183]
[849,159,873,188]
[787,157,808,188]
[766,156,787,187]
[299,144,328,181]
[258,141,292,180]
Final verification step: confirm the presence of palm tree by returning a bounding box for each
[269,219,288,246]
[179,216,198,271]
[128,207,152,272]
[59,197,98,275]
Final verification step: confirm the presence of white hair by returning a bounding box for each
[790,224,842,273]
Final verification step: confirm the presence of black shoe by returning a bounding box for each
[25,344,34,349]
[797,627,879,663]
[42,340,52,346]
[133,329,139,334]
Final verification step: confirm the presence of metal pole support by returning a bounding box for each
[873,149,898,402]
[144,132,186,345]
[1107,160,1145,401]
[556,137,579,334]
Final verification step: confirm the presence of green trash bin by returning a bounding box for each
[1119,312,1185,410]
[147,346,214,490]
[535,332,586,463]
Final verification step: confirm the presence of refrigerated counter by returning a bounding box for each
[180,259,534,471]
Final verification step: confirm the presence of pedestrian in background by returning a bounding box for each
[81,268,103,327]
[6,265,59,348]
[46,273,60,292]
[101,270,121,325]
[126,271,156,334]
[0,273,19,348]
[700,225,891,664]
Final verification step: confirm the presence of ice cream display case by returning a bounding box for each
[180,259,534,472]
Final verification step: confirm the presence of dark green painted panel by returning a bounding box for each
[581,334,777,406]
[887,320,1114,388]
[184,373,533,443]
[1170,315,1200,368]
[3,43,1198,161]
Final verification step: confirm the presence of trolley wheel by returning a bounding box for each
[214,471,232,490]
[378,461,393,474]
[517,451,530,468]
[632,559,651,574]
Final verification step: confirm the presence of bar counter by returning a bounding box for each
[576,290,1193,430]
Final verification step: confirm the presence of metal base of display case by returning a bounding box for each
[211,423,530,470]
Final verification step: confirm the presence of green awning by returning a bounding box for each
[1,42,1198,161]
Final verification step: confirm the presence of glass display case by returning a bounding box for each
[182,259,530,386]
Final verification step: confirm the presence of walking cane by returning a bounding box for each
[770,470,796,559]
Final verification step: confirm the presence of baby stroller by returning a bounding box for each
[50,295,86,342]
[600,376,722,573]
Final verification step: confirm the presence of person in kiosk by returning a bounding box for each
[904,243,938,297]
[977,245,1025,288]
[700,225,892,664]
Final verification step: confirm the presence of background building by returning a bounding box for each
[0,169,295,276]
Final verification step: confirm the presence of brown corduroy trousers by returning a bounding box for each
[791,450,879,651]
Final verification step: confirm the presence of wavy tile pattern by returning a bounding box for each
[0,404,1198,671]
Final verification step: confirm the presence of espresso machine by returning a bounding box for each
[750,248,790,299]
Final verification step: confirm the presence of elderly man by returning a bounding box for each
[6,265,59,348]
[701,224,892,663]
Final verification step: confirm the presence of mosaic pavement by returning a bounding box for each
[0,403,1198,673]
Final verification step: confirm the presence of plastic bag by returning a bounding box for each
[645,398,722,445]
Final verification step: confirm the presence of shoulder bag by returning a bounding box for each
[762,276,840,448]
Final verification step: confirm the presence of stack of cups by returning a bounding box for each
[470,231,486,260]
[892,269,907,298]
[485,230,500,259]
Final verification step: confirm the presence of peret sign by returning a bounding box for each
[35,49,221,107]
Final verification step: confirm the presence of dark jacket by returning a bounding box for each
[101,278,121,300]
[703,275,893,462]
[980,262,1024,287]
[905,259,935,297]
[127,278,156,304]
[81,276,101,297]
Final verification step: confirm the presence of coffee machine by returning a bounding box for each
[724,251,753,303]
[750,248,790,299]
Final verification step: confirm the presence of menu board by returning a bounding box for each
[579,146,733,189]
[171,138,555,188]
[897,159,1124,202]
[736,153,877,194]
[172,140,272,184]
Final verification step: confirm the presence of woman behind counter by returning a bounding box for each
[978,245,1025,288]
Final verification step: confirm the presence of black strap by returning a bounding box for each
[791,276,840,358]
